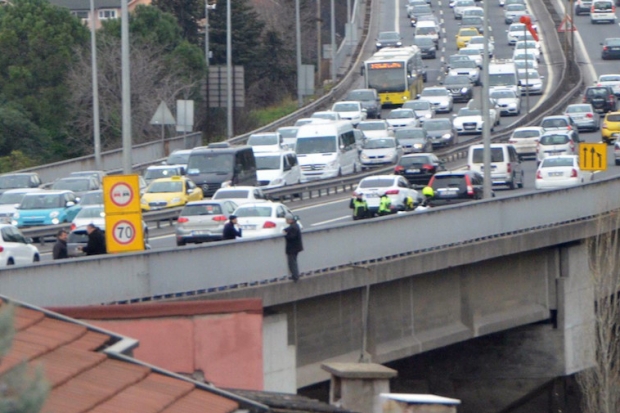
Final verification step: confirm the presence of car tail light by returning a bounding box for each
[508,139,517,144]
[591,5,595,12]
[177,217,189,223]
[70,223,76,231]
[603,122,608,129]
[586,113,593,118]
[582,96,587,103]
[465,175,474,196]
[536,170,542,179]
[212,215,227,222]
[507,163,512,173]
[613,4,616,12]
[571,169,578,178]
[569,140,575,151]
[610,95,616,104]
[597,83,603,86]
[0,246,4,252]
[263,221,277,229]
[385,189,400,195]
[422,164,435,171]
[566,125,572,130]
[394,165,404,173]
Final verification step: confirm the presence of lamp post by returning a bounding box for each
[482,0,491,199]
[121,0,132,174]
[90,0,101,171]
[226,0,233,139]
[330,0,335,83]
[296,0,303,107]
[317,0,321,86]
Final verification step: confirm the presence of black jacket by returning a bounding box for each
[284,222,303,255]
[222,222,242,240]
[83,228,106,255]
[52,239,68,260]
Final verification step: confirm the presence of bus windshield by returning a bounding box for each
[296,136,337,155]
[366,68,406,93]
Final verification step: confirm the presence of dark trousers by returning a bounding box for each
[287,253,300,280]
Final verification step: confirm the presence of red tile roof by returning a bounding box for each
[0,298,266,413]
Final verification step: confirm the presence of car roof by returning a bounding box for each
[2,188,46,194]
[361,175,399,181]
[185,199,234,206]
[24,190,72,196]
[217,186,260,191]
[149,176,185,183]
[235,201,277,208]
[147,164,182,170]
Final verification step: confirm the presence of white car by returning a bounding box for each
[536,131,579,163]
[461,6,484,19]
[514,40,541,62]
[465,98,501,127]
[255,151,302,188]
[508,126,544,159]
[513,50,539,70]
[0,224,40,266]
[331,101,367,126]
[458,47,483,68]
[467,36,494,57]
[489,88,521,116]
[311,111,341,122]
[71,204,106,231]
[535,156,591,190]
[247,132,285,153]
[0,188,45,224]
[418,87,454,113]
[447,58,480,85]
[506,22,527,45]
[386,108,420,129]
[452,107,485,135]
[357,120,394,139]
[233,202,300,239]
[212,186,269,205]
[401,100,435,123]
[504,3,528,24]
[453,0,476,18]
[517,69,544,95]
[354,175,419,214]
[360,137,404,168]
[596,74,620,96]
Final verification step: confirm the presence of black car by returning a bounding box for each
[428,170,484,206]
[394,128,433,154]
[442,75,474,103]
[601,38,620,60]
[460,16,484,34]
[423,118,456,148]
[394,153,445,186]
[375,31,402,50]
[583,86,617,113]
[346,89,382,119]
[413,36,437,59]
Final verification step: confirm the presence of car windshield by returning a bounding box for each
[607,114,620,122]
[52,179,90,192]
[0,175,31,189]
[444,76,470,85]
[181,203,223,216]
[509,24,526,32]
[600,75,620,82]
[166,152,190,165]
[518,71,540,80]
[235,206,273,217]
[512,129,541,138]
[459,49,479,56]
[147,181,183,193]
[358,122,387,131]
[248,134,278,146]
[395,129,425,139]
[421,89,448,97]
[459,29,478,36]
[566,105,591,113]
[333,103,359,112]
[145,168,179,180]
[76,207,104,219]
[506,4,526,10]
[541,157,575,167]
[424,120,451,131]
[347,90,375,100]
[414,37,434,46]
[516,41,537,49]
[277,127,299,138]
[431,175,466,189]
[213,190,250,199]
[359,178,395,188]
[403,101,431,110]
[399,156,430,166]
[463,9,483,16]
[416,27,436,35]
[413,5,431,13]
[456,0,475,6]
[458,109,480,116]
[0,192,27,205]
[255,156,281,170]
[541,119,569,128]
[312,112,337,120]
[187,153,234,175]
[587,88,609,98]
[491,91,516,99]
[296,136,337,154]
[540,134,570,145]
[378,32,400,41]
[20,194,63,209]
[462,17,482,25]
[81,191,103,205]
[364,139,395,149]
[388,110,414,119]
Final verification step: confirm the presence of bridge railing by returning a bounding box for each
[2,174,620,307]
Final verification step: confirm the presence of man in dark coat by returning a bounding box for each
[222,215,242,240]
[283,213,303,282]
[81,224,106,255]
[52,229,69,260]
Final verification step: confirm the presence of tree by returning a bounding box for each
[577,215,620,413]
[0,304,49,413]
[152,0,204,45]
[0,0,89,159]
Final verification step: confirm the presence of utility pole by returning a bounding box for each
[226,0,233,139]
[317,0,322,87]
[330,0,335,83]
[296,0,303,107]
[482,0,491,199]
[121,0,132,174]
[90,0,101,171]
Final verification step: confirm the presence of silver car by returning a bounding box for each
[418,87,454,113]
[386,109,419,129]
[360,137,404,168]
[175,200,239,246]
[564,103,601,132]
[402,100,435,123]
[489,88,521,116]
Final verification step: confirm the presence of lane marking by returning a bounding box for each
[292,196,351,212]
[311,216,351,227]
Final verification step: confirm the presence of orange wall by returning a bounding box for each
[85,312,264,390]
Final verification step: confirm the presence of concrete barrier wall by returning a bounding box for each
[2,175,620,307]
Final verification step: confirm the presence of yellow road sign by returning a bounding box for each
[105,213,145,254]
[103,175,142,214]
[579,143,607,171]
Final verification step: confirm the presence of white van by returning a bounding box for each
[590,0,616,23]
[255,151,301,188]
[295,121,359,182]
[467,144,524,189]
[488,61,521,96]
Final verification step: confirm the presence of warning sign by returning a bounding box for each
[558,15,576,32]
[105,213,145,253]
[103,175,142,214]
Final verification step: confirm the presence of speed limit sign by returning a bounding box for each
[105,213,144,253]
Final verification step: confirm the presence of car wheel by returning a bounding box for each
[176,239,186,247]
[7,258,14,266]
[615,159,620,165]
[33,254,40,263]
[518,172,524,189]
[509,177,516,190]
[353,163,358,174]
[338,168,342,177]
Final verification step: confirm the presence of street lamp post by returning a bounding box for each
[226,0,233,139]
[90,0,101,171]
[330,0,335,83]
[482,0,491,199]
[296,0,303,107]
[121,0,132,174]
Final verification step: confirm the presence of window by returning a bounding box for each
[99,9,117,19]
[71,11,89,20]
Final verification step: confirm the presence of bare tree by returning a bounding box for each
[66,37,201,154]
[578,213,620,413]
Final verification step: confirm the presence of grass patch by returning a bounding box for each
[250,98,299,126]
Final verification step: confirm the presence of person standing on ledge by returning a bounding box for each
[283,213,303,282]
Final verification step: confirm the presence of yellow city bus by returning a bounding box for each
[363,46,425,106]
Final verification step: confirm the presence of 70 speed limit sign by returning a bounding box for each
[105,213,144,253]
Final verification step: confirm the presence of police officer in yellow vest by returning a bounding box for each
[349,193,369,220]
[378,193,392,216]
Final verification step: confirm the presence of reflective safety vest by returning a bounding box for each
[378,196,391,213]
[353,198,368,216]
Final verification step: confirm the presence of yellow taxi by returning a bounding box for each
[140,176,203,211]
[455,27,480,50]
[601,111,620,144]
